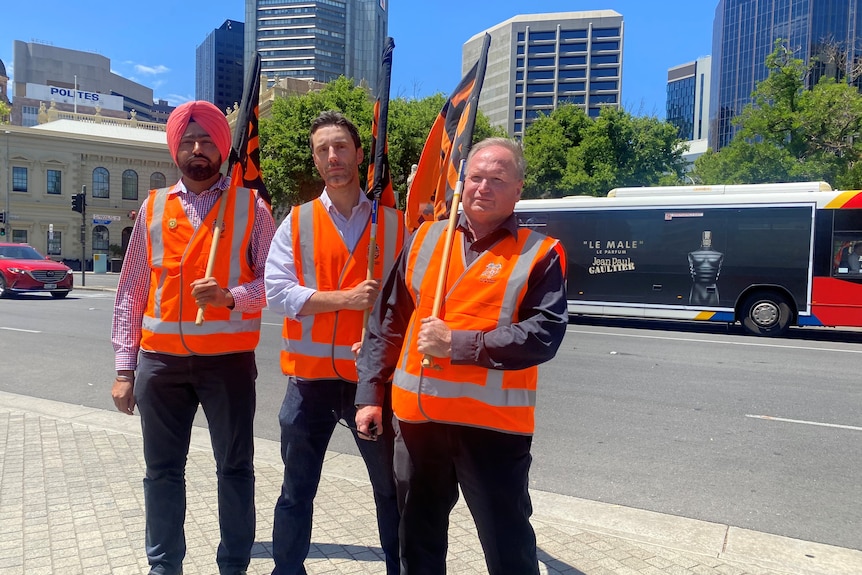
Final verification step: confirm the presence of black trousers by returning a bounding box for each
[393,420,538,575]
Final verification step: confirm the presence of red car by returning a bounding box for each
[0,242,74,299]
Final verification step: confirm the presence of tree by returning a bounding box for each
[259,77,373,211]
[522,105,591,197]
[259,80,503,211]
[0,101,10,124]
[694,40,862,188]
[522,105,686,198]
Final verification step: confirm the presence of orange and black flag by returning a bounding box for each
[229,51,270,206]
[405,33,491,233]
[367,37,396,209]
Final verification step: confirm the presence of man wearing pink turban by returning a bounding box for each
[111,100,276,575]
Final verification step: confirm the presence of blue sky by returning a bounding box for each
[1,1,716,118]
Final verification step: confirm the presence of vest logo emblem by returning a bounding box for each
[478,262,503,283]
[168,218,178,230]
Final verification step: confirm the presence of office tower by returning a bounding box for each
[197,20,245,114]
[11,41,169,126]
[244,0,388,88]
[710,0,862,150]
[463,10,624,138]
[667,56,711,142]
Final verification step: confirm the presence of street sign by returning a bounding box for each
[92,214,120,225]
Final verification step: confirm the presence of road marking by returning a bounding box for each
[745,414,862,432]
[566,328,862,354]
[0,327,41,333]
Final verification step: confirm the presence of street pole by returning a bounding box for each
[81,185,86,287]
[4,130,10,236]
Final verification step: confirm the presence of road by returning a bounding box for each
[1,290,860,552]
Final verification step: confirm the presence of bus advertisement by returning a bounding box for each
[515,181,862,336]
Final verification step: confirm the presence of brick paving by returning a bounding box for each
[1,392,859,575]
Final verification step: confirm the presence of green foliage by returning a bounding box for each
[259,77,373,211]
[693,39,862,188]
[522,105,685,198]
[259,79,503,211]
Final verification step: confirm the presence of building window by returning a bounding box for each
[93,225,110,253]
[591,41,619,51]
[527,83,555,94]
[47,170,62,195]
[528,57,556,67]
[592,28,620,38]
[558,81,586,92]
[12,229,27,244]
[122,170,139,201]
[590,80,618,91]
[526,96,554,107]
[559,69,586,80]
[559,56,587,67]
[150,172,167,189]
[12,167,27,192]
[93,167,110,198]
[591,94,618,104]
[591,54,619,64]
[527,70,555,81]
[527,44,555,55]
[560,29,588,41]
[528,31,556,42]
[47,231,61,256]
[21,106,39,127]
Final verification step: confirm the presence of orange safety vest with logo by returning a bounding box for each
[280,199,405,382]
[393,220,560,435]
[139,185,261,356]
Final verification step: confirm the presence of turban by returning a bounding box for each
[166,101,232,166]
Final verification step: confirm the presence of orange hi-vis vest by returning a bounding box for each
[393,220,560,435]
[140,185,261,356]
[280,198,405,382]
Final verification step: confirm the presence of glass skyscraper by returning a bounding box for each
[710,0,862,150]
[244,0,388,88]
[667,56,711,142]
[196,20,245,114]
[464,10,624,138]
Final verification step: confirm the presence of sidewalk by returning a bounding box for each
[1,391,860,575]
[72,271,120,292]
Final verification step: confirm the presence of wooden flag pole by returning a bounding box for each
[195,187,230,326]
[421,159,467,367]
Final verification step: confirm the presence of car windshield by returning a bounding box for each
[0,245,46,260]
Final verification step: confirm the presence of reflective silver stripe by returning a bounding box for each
[499,230,547,327]
[297,203,318,288]
[227,188,254,320]
[380,207,400,279]
[283,334,354,361]
[411,222,447,296]
[148,187,172,318]
[394,369,536,407]
[142,315,261,335]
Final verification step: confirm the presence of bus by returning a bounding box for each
[514,181,862,336]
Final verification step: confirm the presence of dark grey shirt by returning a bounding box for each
[355,212,569,407]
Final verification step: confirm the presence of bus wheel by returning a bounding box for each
[740,292,792,336]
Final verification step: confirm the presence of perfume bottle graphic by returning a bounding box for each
[688,230,723,306]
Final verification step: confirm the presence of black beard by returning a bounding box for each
[183,162,220,181]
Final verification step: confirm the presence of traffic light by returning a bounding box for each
[0,226,5,237]
[71,193,85,213]
[0,211,5,223]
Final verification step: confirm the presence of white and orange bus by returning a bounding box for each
[515,181,862,336]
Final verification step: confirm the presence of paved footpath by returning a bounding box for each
[1,390,861,575]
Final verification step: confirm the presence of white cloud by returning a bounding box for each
[134,64,170,76]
